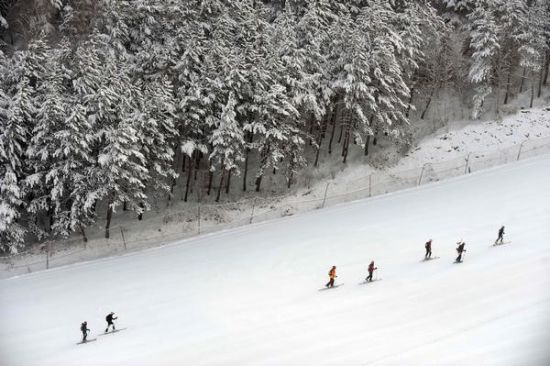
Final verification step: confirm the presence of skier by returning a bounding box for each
[325,266,337,288]
[80,321,90,342]
[456,241,466,262]
[366,261,377,282]
[105,312,118,333]
[495,226,505,245]
[425,239,432,259]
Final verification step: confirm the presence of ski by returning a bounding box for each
[319,284,344,291]
[492,241,512,247]
[99,328,127,336]
[420,256,440,262]
[76,338,97,345]
[359,279,382,285]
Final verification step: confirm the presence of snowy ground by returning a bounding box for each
[1,154,549,366]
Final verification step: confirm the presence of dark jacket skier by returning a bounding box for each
[325,266,337,288]
[105,312,117,333]
[425,239,432,259]
[456,241,466,262]
[366,261,377,282]
[495,226,505,245]
[80,321,90,342]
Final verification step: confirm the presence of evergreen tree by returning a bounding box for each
[467,1,499,119]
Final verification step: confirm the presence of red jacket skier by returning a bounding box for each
[325,266,337,288]
[366,261,377,282]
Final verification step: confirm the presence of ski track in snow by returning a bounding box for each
[1,154,550,366]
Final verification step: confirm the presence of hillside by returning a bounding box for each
[1,154,549,366]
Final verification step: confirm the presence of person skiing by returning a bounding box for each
[80,321,90,342]
[425,239,432,259]
[495,226,505,245]
[105,312,117,333]
[366,261,377,282]
[325,266,337,288]
[456,241,466,262]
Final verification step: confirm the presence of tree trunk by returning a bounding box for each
[337,119,344,143]
[184,153,194,202]
[215,170,225,202]
[314,113,330,167]
[308,118,314,146]
[406,87,415,118]
[503,69,512,105]
[537,65,544,98]
[519,67,526,93]
[138,202,144,221]
[530,78,535,108]
[364,135,371,156]
[421,86,436,120]
[194,152,202,181]
[225,169,232,194]
[169,147,182,200]
[242,132,253,191]
[207,169,213,196]
[255,174,263,192]
[255,145,269,192]
[342,121,351,163]
[328,104,339,154]
[79,224,88,244]
[123,201,127,211]
[287,171,293,189]
[105,202,113,239]
[543,52,549,85]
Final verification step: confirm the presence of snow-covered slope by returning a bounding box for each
[1,155,550,366]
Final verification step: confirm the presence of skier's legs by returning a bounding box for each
[366,271,373,282]
[82,331,87,342]
[456,253,462,262]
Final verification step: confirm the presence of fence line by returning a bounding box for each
[2,136,550,277]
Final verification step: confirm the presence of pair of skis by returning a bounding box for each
[76,328,127,345]
[319,278,382,291]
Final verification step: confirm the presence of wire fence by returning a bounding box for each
[2,136,550,278]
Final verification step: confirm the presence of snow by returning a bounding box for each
[1,154,549,365]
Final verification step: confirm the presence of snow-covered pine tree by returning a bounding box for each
[209,92,245,201]
[517,0,549,107]
[330,9,375,162]
[25,40,93,240]
[493,0,527,106]
[0,38,50,251]
[467,1,499,119]
[359,1,411,154]
[133,77,178,214]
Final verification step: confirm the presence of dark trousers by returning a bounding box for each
[495,235,503,244]
[82,331,87,342]
[366,271,374,282]
[325,278,335,288]
[425,248,431,258]
[456,253,463,262]
[105,321,115,332]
